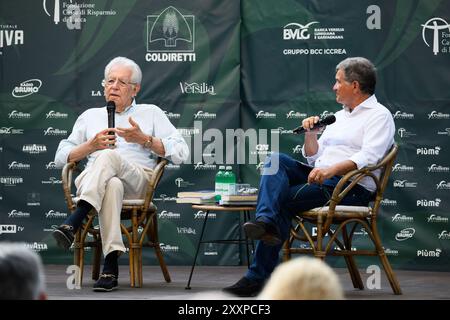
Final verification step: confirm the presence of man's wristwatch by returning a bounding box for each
[143,136,153,149]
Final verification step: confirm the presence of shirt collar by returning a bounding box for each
[116,99,136,114]
[342,94,377,114]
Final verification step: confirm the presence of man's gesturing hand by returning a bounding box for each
[115,117,147,145]
[89,128,116,150]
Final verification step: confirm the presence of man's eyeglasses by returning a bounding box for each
[102,78,136,88]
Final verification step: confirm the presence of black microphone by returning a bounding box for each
[106,101,115,135]
[293,115,336,134]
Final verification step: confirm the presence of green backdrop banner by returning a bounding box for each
[1,0,449,271]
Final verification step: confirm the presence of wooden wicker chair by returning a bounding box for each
[283,144,401,294]
[61,158,171,288]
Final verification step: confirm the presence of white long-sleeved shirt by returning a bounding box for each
[302,95,395,192]
[54,101,189,169]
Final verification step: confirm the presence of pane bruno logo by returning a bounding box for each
[146,6,195,62]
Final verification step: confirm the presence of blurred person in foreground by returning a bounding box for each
[0,242,47,300]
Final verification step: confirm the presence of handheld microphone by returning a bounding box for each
[293,115,336,134]
[106,101,115,135]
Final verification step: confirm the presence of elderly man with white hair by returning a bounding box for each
[52,56,189,292]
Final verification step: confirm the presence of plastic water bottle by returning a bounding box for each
[224,166,236,195]
[215,166,226,201]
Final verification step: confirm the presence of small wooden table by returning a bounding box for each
[185,204,256,290]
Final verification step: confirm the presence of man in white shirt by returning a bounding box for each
[224,57,395,297]
[53,56,189,291]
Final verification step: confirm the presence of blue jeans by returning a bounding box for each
[245,153,373,282]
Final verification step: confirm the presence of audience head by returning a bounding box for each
[258,257,344,300]
[0,242,47,300]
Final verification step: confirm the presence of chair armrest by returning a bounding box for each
[323,144,398,230]
[62,162,78,212]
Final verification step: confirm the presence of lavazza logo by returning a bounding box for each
[8,110,31,119]
[392,111,414,119]
[23,144,47,154]
[0,23,24,55]
[421,17,450,55]
[42,0,117,30]
[12,79,42,98]
[180,82,216,95]
[146,6,195,62]
[282,21,346,56]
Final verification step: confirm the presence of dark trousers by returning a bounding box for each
[245,153,373,282]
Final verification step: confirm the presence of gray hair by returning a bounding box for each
[336,57,377,95]
[104,56,142,84]
[0,242,46,300]
[258,257,344,300]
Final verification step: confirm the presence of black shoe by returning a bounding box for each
[243,221,281,246]
[52,224,75,250]
[223,277,264,297]
[93,274,118,292]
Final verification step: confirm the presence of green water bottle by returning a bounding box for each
[215,166,226,201]
[224,166,236,195]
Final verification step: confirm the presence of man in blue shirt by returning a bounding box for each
[53,56,189,291]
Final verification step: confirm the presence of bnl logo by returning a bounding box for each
[147,6,195,51]
[421,17,450,55]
